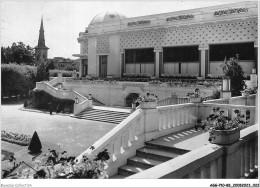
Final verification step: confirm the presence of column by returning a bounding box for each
[154,48,162,77]
[254,41,258,74]
[79,59,83,77]
[198,44,209,78]
[120,51,125,77]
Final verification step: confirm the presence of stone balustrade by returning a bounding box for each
[203,98,229,104]
[75,109,145,176]
[127,124,258,179]
[35,80,92,115]
[158,97,190,106]
[199,103,256,126]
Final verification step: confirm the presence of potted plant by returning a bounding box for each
[135,93,159,109]
[187,88,202,103]
[241,87,257,97]
[199,107,248,145]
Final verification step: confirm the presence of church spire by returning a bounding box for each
[36,17,48,48]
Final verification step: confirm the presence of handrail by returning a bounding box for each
[75,109,144,162]
[127,124,258,179]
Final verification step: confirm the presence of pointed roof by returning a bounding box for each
[35,17,49,49]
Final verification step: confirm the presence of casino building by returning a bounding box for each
[73,1,258,78]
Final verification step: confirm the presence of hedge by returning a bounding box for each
[29,89,74,113]
[1,63,37,98]
[49,69,79,77]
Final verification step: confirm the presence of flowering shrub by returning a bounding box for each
[3,147,110,179]
[187,88,200,98]
[135,93,159,103]
[195,107,248,142]
[242,87,258,94]
[1,131,31,146]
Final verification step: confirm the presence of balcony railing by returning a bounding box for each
[127,124,258,179]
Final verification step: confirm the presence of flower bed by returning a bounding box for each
[65,77,222,88]
[1,131,31,146]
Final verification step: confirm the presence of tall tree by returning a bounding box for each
[1,42,35,65]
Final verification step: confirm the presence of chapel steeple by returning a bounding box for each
[35,17,49,65]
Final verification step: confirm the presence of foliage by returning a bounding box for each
[1,63,36,97]
[196,107,248,142]
[3,148,110,179]
[1,42,35,65]
[28,131,42,153]
[187,88,200,98]
[49,69,78,77]
[242,87,258,94]
[135,93,159,102]
[35,61,49,82]
[212,89,221,99]
[220,57,246,96]
[29,89,74,113]
[1,130,31,146]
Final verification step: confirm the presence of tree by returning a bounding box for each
[220,57,246,97]
[35,60,49,82]
[28,131,42,153]
[1,42,35,65]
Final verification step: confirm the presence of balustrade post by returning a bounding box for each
[168,110,172,128]
[217,156,223,178]
[176,109,180,126]
[255,137,258,168]
[249,108,255,125]
[122,130,129,149]
[210,159,218,178]
[240,143,246,178]
[245,141,250,176]
[159,114,163,130]
[163,113,167,129]
[250,138,255,171]
[129,124,135,143]
[200,166,207,179]
[113,136,121,157]
[165,112,169,128]
[172,109,177,127]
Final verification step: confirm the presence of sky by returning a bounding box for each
[1,0,245,59]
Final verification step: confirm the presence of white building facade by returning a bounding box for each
[74,1,258,78]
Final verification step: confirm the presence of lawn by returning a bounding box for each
[1,102,116,171]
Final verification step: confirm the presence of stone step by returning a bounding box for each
[136,147,181,162]
[127,156,162,169]
[76,112,128,120]
[74,116,123,124]
[76,112,129,119]
[79,109,129,116]
[118,165,147,176]
[145,142,189,155]
[109,174,128,179]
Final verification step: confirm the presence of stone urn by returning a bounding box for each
[189,97,202,103]
[209,128,240,145]
[139,101,158,109]
[241,92,249,97]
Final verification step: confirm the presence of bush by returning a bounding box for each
[35,61,49,82]
[29,89,74,113]
[49,70,78,77]
[220,57,246,96]
[1,63,36,98]
[28,131,42,153]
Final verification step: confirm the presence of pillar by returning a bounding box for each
[120,50,125,77]
[154,48,162,77]
[254,41,258,74]
[79,59,83,77]
[199,44,209,78]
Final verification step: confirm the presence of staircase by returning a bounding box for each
[73,108,130,124]
[91,97,105,106]
[110,128,203,179]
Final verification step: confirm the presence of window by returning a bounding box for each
[210,42,254,61]
[163,46,199,62]
[125,48,154,63]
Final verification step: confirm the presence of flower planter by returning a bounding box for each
[189,97,202,103]
[210,128,240,145]
[139,102,157,109]
[241,92,249,97]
